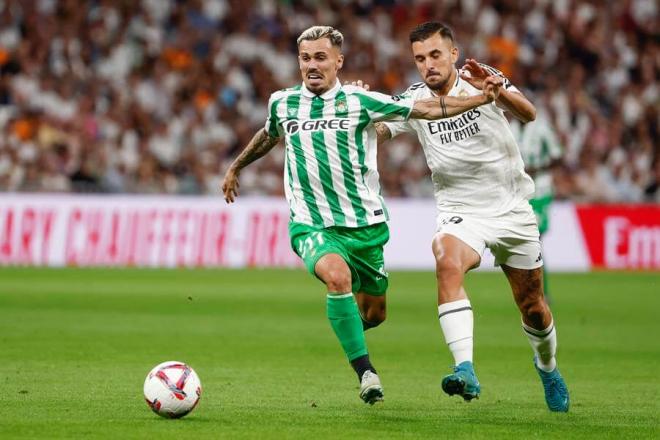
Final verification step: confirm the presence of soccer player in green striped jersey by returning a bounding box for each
[221,25,501,404]
[510,112,564,302]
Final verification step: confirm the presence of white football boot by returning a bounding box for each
[359,370,384,405]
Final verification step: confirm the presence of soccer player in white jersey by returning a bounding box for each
[376,22,570,412]
[221,25,501,404]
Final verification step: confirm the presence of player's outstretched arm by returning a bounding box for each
[222,128,280,203]
[494,87,536,123]
[411,76,502,120]
[346,81,393,145]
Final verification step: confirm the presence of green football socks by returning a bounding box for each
[326,292,368,361]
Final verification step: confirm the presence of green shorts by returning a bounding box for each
[289,222,390,295]
[529,195,552,235]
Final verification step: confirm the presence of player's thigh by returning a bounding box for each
[291,228,356,290]
[433,213,484,272]
[314,253,356,292]
[342,223,390,295]
[490,205,543,270]
[350,238,389,296]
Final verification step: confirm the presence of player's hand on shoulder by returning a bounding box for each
[460,59,489,89]
[221,168,240,204]
[344,79,370,91]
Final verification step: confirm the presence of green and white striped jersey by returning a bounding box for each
[510,112,563,199]
[264,80,414,228]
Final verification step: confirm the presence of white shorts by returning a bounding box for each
[435,201,543,270]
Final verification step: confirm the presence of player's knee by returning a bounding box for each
[520,296,548,322]
[323,268,352,292]
[435,254,463,280]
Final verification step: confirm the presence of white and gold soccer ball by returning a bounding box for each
[143,361,202,419]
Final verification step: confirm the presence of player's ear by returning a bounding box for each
[336,53,344,70]
[451,45,459,64]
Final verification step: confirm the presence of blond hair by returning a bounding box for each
[297,26,343,48]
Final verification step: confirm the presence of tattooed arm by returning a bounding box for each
[410,75,502,120]
[374,122,392,145]
[222,128,280,203]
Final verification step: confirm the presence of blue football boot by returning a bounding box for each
[441,361,481,401]
[534,357,570,412]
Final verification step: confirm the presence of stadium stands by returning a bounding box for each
[0,0,656,202]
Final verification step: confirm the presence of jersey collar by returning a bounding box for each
[301,79,341,100]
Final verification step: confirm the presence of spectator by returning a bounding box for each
[0,0,656,203]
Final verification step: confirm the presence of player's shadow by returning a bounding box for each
[143,416,214,423]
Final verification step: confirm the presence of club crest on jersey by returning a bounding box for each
[287,107,297,117]
[335,100,347,113]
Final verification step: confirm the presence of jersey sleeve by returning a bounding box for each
[478,63,520,94]
[263,93,284,138]
[355,90,414,123]
[381,88,416,136]
[382,120,415,137]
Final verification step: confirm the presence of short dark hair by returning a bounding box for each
[409,22,455,44]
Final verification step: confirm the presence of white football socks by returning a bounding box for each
[438,299,474,365]
[522,320,557,372]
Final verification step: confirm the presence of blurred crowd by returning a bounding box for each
[0,0,657,202]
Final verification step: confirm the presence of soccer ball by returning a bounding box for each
[143,361,202,419]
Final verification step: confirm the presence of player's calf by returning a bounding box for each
[360,307,385,330]
[356,294,386,330]
[518,294,551,331]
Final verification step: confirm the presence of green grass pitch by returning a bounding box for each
[1,268,658,439]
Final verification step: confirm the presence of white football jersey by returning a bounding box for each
[384,67,535,216]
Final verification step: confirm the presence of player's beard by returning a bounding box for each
[425,75,450,92]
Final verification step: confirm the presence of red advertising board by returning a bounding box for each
[575,205,660,270]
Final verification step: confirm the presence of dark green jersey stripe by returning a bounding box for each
[334,91,367,226]
[287,93,323,225]
[354,105,371,188]
[355,103,387,221]
[267,97,281,138]
[310,97,345,225]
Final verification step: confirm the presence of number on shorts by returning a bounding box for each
[441,216,463,225]
[299,232,325,258]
